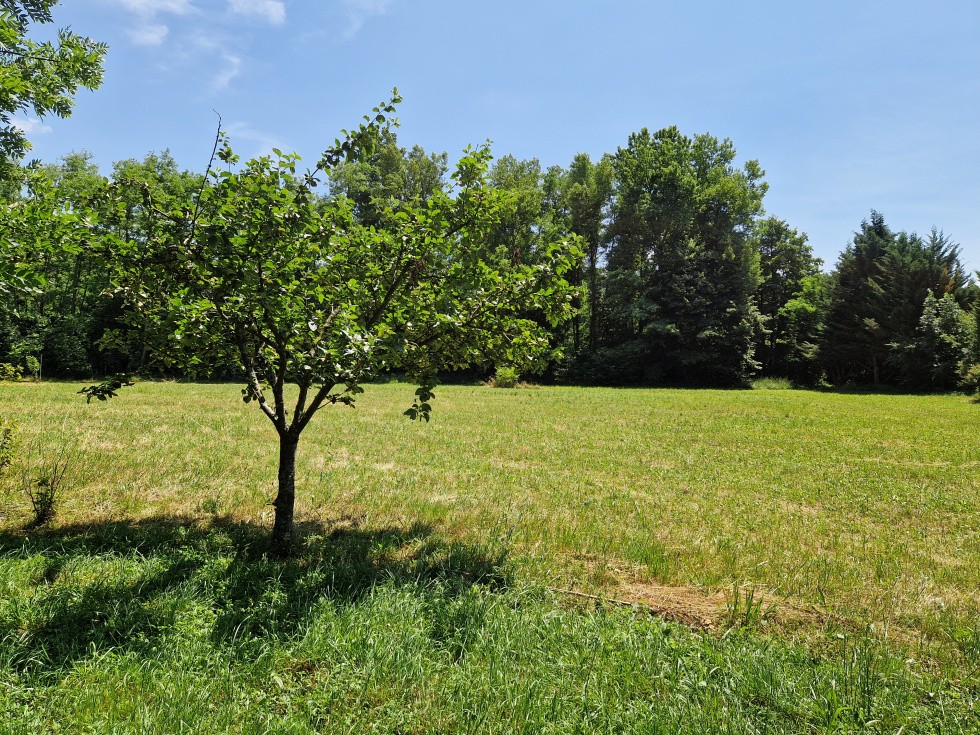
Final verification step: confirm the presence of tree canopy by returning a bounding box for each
[599,126,767,385]
[821,213,971,385]
[0,0,105,301]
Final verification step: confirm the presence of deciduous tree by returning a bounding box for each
[603,126,766,385]
[98,97,580,555]
[753,217,823,382]
[0,0,105,176]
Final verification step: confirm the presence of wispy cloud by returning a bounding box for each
[116,0,193,11]
[228,0,286,25]
[112,0,193,46]
[110,0,281,92]
[10,116,52,135]
[129,22,169,45]
[186,32,244,91]
[211,53,243,91]
[224,121,288,157]
[342,0,392,37]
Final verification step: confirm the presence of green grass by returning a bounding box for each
[0,381,977,732]
[0,522,976,734]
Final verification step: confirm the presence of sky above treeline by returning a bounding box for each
[22,0,980,272]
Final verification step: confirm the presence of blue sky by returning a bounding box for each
[21,1,980,272]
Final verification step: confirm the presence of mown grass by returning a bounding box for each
[0,381,977,732]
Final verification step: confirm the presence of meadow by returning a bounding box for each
[0,381,977,733]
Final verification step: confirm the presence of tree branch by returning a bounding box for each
[182,112,222,248]
[249,370,277,423]
[296,381,338,433]
[293,379,310,429]
[0,46,59,63]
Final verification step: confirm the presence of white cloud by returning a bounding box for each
[10,116,52,135]
[342,0,392,37]
[186,32,243,91]
[112,0,193,46]
[115,0,192,12]
[228,0,286,25]
[211,53,243,91]
[109,0,279,91]
[128,22,169,46]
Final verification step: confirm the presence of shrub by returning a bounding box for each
[961,363,980,395]
[556,341,652,386]
[751,377,794,390]
[0,363,23,381]
[27,476,58,528]
[0,421,13,474]
[20,444,78,529]
[492,366,520,389]
[23,355,40,380]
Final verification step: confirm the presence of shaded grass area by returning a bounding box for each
[0,519,976,734]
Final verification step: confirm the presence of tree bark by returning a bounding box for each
[588,249,598,354]
[271,433,299,557]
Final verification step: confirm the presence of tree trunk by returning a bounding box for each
[271,433,299,557]
[588,249,598,354]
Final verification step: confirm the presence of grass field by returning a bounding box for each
[0,381,977,732]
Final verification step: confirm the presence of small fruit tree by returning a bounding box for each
[99,95,580,555]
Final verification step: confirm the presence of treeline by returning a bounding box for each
[2,130,979,391]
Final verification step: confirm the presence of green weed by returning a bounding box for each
[751,377,794,390]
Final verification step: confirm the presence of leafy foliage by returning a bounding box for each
[78,373,134,403]
[0,165,89,300]
[403,383,436,421]
[0,0,106,177]
[491,365,519,388]
[545,152,613,355]
[753,217,825,382]
[0,418,12,473]
[961,362,980,395]
[327,129,448,227]
[0,147,187,380]
[821,214,970,386]
[890,292,972,389]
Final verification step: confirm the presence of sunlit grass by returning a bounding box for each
[4,383,977,632]
[0,380,978,730]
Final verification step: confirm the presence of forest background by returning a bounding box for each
[1,1,979,392]
[4,124,980,392]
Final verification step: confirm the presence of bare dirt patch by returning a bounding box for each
[617,581,728,628]
[561,552,828,632]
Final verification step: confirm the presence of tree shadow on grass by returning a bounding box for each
[0,515,509,673]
